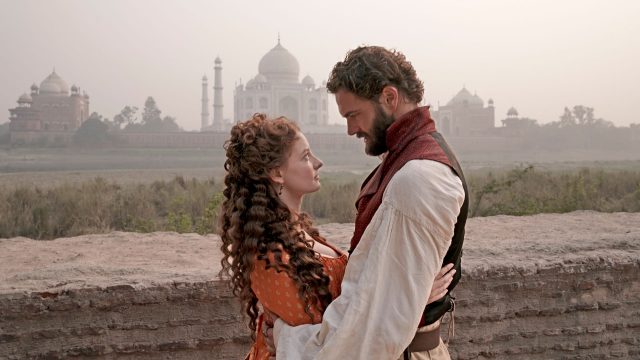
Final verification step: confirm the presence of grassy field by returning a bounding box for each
[2,147,639,239]
[1,162,639,239]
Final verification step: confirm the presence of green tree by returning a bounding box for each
[74,112,112,146]
[559,107,576,127]
[161,116,181,132]
[114,105,138,129]
[142,97,162,126]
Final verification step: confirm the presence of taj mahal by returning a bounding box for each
[200,39,330,132]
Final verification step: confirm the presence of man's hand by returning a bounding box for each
[263,325,276,359]
[262,309,277,358]
[428,263,456,305]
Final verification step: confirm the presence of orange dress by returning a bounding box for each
[246,238,348,360]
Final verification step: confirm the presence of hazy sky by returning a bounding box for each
[1,0,638,130]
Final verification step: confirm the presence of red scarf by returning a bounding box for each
[350,106,453,252]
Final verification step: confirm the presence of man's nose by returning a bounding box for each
[347,119,359,136]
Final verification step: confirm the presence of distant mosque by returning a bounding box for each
[431,87,495,137]
[200,38,329,132]
[8,69,90,145]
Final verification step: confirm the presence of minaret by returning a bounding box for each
[201,75,210,131]
[213,56,223,131]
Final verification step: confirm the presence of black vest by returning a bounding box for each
[420,132,469,326]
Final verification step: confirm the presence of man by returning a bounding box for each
[273,46,469,359]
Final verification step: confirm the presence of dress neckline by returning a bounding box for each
[305,231,347,259]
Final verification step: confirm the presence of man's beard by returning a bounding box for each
[360,104,395,156]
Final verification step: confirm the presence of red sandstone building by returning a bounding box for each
[8,70,90,145]
[431,87,495,137]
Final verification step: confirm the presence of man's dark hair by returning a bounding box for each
[326,46,424,103]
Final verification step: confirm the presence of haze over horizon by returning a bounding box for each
[1,0,638,131]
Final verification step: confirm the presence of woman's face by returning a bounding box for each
[280,132,323,197]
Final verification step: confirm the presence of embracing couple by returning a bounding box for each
[219,45,469,360]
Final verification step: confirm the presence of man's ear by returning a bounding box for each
[379,86,399,113]
[268,167,284,185]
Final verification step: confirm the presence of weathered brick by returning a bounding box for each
[606,323,623,331]
[574,302,599,311]
[494,333,516,342]
[576,280,596,290]
[479,313,504,322]
[196,337,227,349]
[31,329,65,340]
[543,328,562,336]
[112,342,157,353]
[479,349,499,358]
[0,333,19,343]
[492,282,522,291]
[576,340,598,349]
[158,340,193,351]
[599,301,622,310]
[69,326,106,336]
[515,308,540,317]
[519,330,539,338]
[168,318,205,327]
[540,307,564,316]
[562,327,585,336]
[587,325,606,334]
[65,344,110,356]
[553,342,576,351]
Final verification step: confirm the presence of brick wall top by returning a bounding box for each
[1,211,638,295]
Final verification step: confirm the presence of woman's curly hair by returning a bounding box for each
[218,113,333,335]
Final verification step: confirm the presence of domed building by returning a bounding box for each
[8,69,90,145]
[432,87,495,137]
[233,40,329,129]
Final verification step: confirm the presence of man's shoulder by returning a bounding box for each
[384,159,464,214]
[390,159,460,190]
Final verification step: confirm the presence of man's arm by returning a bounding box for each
[275,160,465,359]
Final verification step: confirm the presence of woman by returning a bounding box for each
[219,114,454,359]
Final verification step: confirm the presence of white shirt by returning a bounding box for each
[274,159,465,360]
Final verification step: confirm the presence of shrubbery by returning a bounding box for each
[0,176,222,239]
[1,167,638,240]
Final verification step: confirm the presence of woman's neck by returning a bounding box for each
[280,191,303,215]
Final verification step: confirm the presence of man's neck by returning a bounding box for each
[392,101,419,120]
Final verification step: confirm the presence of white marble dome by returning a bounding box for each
[254,74,268,83]
[258,41,299,83]
[446,87,483,106]
[302,75,315,87]
[18,93,32,103]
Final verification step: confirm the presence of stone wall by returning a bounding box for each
[1,211,639,359]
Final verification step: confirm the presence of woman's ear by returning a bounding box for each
[268,167,284,185]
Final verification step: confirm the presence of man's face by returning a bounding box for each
[335,89,395,156]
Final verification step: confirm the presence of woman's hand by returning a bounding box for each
[427,263,456,305]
